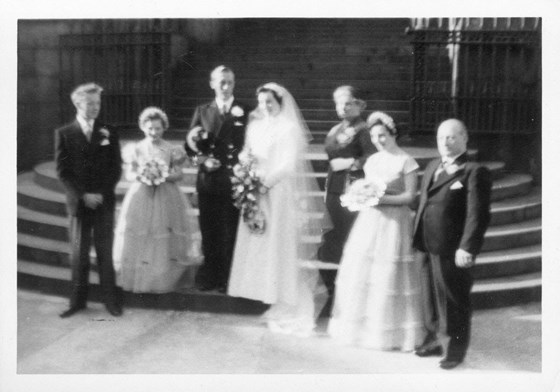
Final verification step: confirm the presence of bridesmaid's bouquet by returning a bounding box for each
[340,178,387,212]
[138,158,169,186]
[231,154,268,234]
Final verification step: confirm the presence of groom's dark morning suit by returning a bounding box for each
[413,152,492,361]
[55,120,122,309]
[185,100,248,290]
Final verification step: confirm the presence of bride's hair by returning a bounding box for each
[256,84,283,106]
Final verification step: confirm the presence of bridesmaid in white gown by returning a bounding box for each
[228,83,328,337]
[328,111,423,351]
[113,107,202,293]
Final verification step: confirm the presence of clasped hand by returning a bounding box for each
[83,193,103,209]
[330,157,355,172]
[455,248,474,268]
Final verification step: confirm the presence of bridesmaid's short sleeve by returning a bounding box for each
[170,145,187,164]
[403,155,420,174]
[121,143,138,164]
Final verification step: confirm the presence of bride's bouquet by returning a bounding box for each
[340,177,387,212]
[231,153,268,234]
[138,158,169,186]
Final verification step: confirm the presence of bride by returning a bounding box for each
[227,82,328,337]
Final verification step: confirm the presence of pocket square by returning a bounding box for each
[450,181,463,190]
[234,121,244,126]
[100,139,110,146]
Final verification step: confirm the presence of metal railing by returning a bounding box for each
[59,27,171,129]
[408,18,541,134]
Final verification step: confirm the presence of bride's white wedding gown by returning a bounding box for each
[228,115,327,337]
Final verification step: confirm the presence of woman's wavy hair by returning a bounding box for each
[367,111,398,138]
[138,106,169,130]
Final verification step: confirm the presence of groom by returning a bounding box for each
[413,119,492,369]
[185,65,249,293]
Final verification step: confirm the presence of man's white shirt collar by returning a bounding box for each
[76,115,94,135]
[215,97,234,113]
[442,152,464,165]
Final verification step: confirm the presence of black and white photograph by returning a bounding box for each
[2,0,559,391]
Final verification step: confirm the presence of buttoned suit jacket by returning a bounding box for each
[412,153,492,257]
[55,119,122,216]
[185,100,249,195]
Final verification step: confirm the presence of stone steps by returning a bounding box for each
[175,79,410,95]
[16,258,541,311]
[16,206,542,263]
[171,18,414,152]
[172,108,411,123]
[171,97,411,111]
[17,183,541,244]
[20,160,532,220]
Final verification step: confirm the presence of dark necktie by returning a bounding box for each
[433,160,449,181]
[85,124,93,142]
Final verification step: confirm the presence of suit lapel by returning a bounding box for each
[89,121,103,149]
[205,101,223,137]
[69,120,90,147]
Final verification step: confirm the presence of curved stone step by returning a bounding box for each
[489,187,541,225]
[182,161,507,188]
[16,258,541,311]
[17,220,542,281]
[172,97,411,111]
[490,173,533,201]
[474,244,541,279]
[18,180,540,244]
[18,172,67,216]
[481,218,541,252]
[471,272,541,309]
[19,167,536,220]
[34,146,479,192]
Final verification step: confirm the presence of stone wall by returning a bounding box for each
[17,19,229,172]
[18,20,74,171]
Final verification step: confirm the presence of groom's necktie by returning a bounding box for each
[221,104,228,116]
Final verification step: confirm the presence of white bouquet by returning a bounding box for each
[340,178,387,212]
[138,158,169,186]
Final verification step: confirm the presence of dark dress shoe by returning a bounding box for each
[415,345,444,357]
[59,305,86,318]
[439,357,463,370]
[105,303,123,317]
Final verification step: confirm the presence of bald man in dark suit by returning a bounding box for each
[413,119,492,369]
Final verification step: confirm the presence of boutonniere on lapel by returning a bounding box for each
[445,163,465,175]
[99,127,111,146]
[336,126,356,145]
[231,106,245,126]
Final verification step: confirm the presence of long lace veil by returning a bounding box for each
[259,82,331,260]
[257,83,331,323]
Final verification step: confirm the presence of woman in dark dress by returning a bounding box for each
[317,86,376,293]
